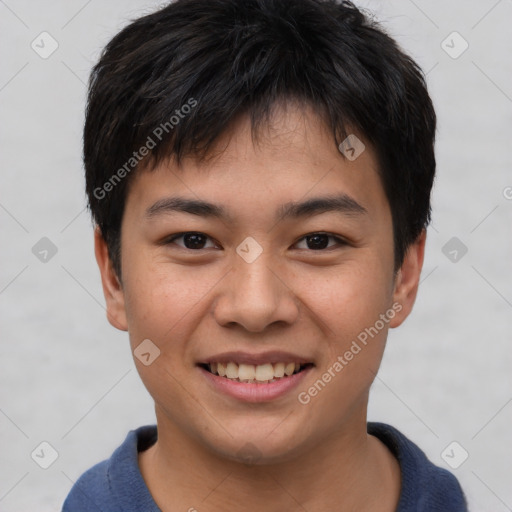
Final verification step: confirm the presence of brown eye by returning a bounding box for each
[167,232,217,250]
[294,233,346,251]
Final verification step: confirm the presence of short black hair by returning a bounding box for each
[84,0,436,279]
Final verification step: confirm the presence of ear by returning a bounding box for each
[389,229,426,328]
[94,226,128,331]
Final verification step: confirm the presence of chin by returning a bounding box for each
[202,424,310,466]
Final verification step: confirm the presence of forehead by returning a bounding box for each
[124,103,389,226]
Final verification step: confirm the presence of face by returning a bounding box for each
[96,102,425,464]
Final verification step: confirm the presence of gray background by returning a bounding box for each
[1,0,511,510]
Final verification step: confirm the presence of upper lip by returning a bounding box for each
[199,350,314,366]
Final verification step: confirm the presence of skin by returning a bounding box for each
[95,102,426,511]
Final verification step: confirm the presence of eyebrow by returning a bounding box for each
[145,194,367,222]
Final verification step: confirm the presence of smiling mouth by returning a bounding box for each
[199,362,314,383]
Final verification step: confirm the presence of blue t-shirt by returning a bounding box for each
[62,422,468,511]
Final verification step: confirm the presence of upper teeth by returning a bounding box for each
[208,362,302,382]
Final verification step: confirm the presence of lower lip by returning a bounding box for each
[199,365,313,403]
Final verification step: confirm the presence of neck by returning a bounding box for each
[139,409,401,511]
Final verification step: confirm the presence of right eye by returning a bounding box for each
[164,232,219,250]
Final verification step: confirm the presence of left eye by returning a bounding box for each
[294,232,346,251]
[166,232,218,250]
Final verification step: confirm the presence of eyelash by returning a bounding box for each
[164,231,348,252]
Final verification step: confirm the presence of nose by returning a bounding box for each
[213,254,300,333]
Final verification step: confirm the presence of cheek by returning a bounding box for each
[297,269,393,420]
[302,255,394,401]
[121,256,215,418]
[310,258,393,335]
[122,252,222,351]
